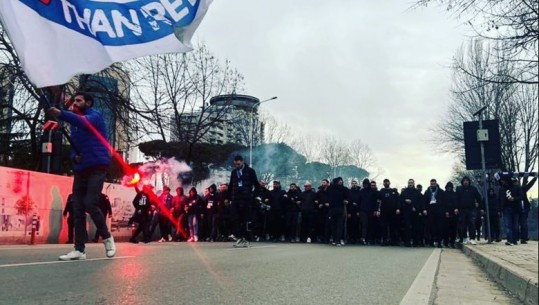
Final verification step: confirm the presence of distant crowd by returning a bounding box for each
[123,173,536,248]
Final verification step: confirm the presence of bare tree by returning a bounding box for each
[414,0,538,84]
[436,39,538,175]
[261,112,293,144]
[320,135,350,177]
[127,42,244,162]
[348,139,377,171]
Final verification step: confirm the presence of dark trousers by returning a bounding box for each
[412,213,425,246]
[231,204,253,241]
[72,170,110,253]
[132,214,150,242]
[519,209,529,241]
[346,214,359,242]
[358,211,368,240]
[67,217,74,243]
[458,209,476,241]
[269,210,285,239]
[285,211,299,241]
[484,213,501,241]
[444,216,458,246]
[329,209,345,243]
[426,208,443,245]
[210,214,220,240]
[402,212,413,245]
[380,212,400,244]
[316,211,330,242]
[159,215,171,239]
[301,212,316,241]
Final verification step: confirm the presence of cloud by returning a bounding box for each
[195,0,468,186]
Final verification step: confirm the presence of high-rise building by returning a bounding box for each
[173,94,264,146]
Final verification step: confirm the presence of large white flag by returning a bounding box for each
[0,0,212,88]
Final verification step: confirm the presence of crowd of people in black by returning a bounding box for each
[127,157,536,249]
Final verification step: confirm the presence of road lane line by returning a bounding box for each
[400,248,441,305]
[225,245,277,250]
[0,256,135,268]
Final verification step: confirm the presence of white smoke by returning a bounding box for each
[136,157,191,191]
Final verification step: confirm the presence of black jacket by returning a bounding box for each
[423,186,444,212]
[378,187,400,213]
[284,189,302,213]
[327,184,348,210]
[359,187,378,213]
[456,185,481,210]
[347,187,361,215]
[399,187,422,213]
[499,183,523,211]
[300,189,317,213]
[228,164,260,203]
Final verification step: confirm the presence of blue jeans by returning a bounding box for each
[73,170,110,252]
[502,207,519,244]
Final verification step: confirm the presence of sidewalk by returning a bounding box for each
[461,240,538,305]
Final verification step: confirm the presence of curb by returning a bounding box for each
[461,245,538,305]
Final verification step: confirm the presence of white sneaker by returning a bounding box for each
[194,235,198,242]
[470,239,477,245]
[168,235,172,242]
[59,250,86,261]
[158,238,165,243]
[306,237,311,243]
[228,234,237,241]
[103,236,116,258]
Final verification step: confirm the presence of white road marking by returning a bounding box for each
[225,245,277,250]
[399,249,441,305]
[0,256,135,268]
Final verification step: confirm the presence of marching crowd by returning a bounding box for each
[127,156,537,248]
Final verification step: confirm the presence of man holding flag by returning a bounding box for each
[49,92,116,260]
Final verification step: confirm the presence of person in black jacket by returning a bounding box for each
[284,183,302,242]
[379,179,400,246]
[253,180,272,241]
[443,182,458,248]
[346,180,361,244]
[358,179,377,245]
[92,193,113,242]
[129,184,153,243]
[399,179,422,247]
[315,179,331,243]
[423,179,445,248]
[63,194,75,244]
[519,176,537,244]
[228,155,260,247]
[456,176,482,245]
[300,181,317,243]
[328,177,348,246]
[481,187,501,242]
[205,184,219,242]
[499,176,523,245]
[269,180,286,242]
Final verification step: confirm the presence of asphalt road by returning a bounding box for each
[0,242,434,305]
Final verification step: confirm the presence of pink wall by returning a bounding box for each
[0,166,137,244]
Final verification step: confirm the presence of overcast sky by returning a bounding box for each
[194,0,471,189]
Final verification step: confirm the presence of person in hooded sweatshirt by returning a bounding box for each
[498,176,523,245]
[327,177,349,246]
[443,182,458,248]
[423,179,445,248]
[358,178,377,245]
[481,187,501,242]
[456,176,482,245]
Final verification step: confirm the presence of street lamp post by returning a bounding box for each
[249,96,277,166]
